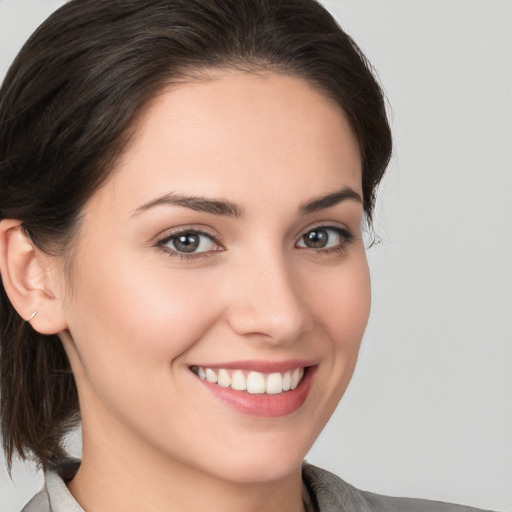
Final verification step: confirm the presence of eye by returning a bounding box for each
[158,230,221,256]
[296,226,352,251]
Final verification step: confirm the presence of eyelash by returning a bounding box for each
[296,225,354,256]
[156,225,354,260]
[156,228,223,260]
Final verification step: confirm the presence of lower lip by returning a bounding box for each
[195,367,316,418]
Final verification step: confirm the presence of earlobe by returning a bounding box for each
[0,219,68,334]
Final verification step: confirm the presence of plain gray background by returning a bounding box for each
[1,1,511,511]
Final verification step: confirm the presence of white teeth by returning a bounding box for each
[217,369,231,388]
[266,372,283,394]
[231,370,246,391]
[247,371,266,394]
[193,366,307,395]
[205,368,218,383]
[282,371,291,391]
[290,368,301,390]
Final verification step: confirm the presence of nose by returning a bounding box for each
[225,251,312,344]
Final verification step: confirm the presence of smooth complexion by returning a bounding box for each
[39,72,369,512]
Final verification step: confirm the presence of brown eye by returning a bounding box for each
[173,233,200,253]
[296,226,352,251]
[160,230,219,255]
[302,229,329,249]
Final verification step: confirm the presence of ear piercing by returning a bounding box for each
[26,311,38,322]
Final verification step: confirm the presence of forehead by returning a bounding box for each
[91,71,362,215]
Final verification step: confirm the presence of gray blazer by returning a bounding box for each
[21,462,496,512]
[302,464,495,512]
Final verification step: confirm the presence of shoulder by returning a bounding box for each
[20,490,50,512]
[362,492,493,512]
[302,463,496,512]
[19,460,83,512]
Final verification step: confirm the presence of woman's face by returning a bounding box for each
[57,71,370,484]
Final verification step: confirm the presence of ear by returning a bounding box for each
[0,219,68,334]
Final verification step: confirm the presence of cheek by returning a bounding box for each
[64,255,222,383]
[308,252,371,350]
[304,249,370,407]
[296,250,370,438]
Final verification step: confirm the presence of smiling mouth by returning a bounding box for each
[190,366,306,395]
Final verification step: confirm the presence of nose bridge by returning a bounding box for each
[227,243,310,343]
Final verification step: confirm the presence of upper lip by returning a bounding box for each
[189,359,317,373]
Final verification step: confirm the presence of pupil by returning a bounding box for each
[305,229,328,248]
[174,233,199,253]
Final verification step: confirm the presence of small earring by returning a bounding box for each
[26,311,38,322]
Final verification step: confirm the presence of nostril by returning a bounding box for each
[226,302,310,343]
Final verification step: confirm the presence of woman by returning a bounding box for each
[0,1,504,511]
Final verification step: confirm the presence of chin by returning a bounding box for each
[210,456,304,485]
[197,432,313,485]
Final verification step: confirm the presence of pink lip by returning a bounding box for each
[191,359,317,373]
[192,363,317,418]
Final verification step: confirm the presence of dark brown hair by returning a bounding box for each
[0,0,392,470]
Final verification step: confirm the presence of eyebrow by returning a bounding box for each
[299,187,362,214]
[132,186,362,218]
[132,192,244,217]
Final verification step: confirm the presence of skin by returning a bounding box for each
[6,71,370,512]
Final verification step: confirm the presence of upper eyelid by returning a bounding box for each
[156,229,224,259]
[295,222,353,240]
[156,226,222,245]
[296,225,353,242]
[154,222,354,250]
